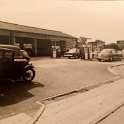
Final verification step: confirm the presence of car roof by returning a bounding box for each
[0,44,21,51]
[0,47,16,52]
[102,49,115,52]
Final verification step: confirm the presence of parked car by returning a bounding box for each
[122,49,124,59]
[97,49,122,62]
[0,45,35,82]
[64,48,80,59]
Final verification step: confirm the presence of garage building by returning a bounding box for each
[0,21,77,56]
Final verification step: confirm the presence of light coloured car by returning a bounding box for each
[122,49,124,59]
[97,49,122,62]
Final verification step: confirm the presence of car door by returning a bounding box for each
[13,51,27,77]
[111,49,117,60]
[0,51,4,77]
[0,51,14,79]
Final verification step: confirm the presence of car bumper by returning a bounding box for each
[64,54,73,57]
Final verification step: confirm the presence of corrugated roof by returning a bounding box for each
[0,21,76,39]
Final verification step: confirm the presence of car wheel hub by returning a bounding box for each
[24,70,33,81]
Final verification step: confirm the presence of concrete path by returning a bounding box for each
[99,106,124,124]
[0,113,31,124]
[36,78,124,124]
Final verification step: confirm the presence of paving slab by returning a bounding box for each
[98,106,124,124]
[0,113,31,124]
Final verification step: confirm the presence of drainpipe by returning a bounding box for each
[9,31,16,45]
[34,39,38,56]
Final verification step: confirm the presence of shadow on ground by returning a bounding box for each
[0,80,44,106]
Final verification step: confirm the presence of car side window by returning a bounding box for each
[14,52,23,59]
[3,51,13,62]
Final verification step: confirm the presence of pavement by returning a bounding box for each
[36,78,124,124]
[0,61,124,124]
[0,113,31,124]
[0,58,116,120]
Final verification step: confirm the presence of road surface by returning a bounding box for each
[0,58,116,119]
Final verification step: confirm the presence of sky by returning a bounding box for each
[0,0,124,43]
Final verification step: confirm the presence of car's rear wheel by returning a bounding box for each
[23,68,35,82]
[73,54,78,59]
[73,55,77,59]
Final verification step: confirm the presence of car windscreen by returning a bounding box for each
[68,48,77,53]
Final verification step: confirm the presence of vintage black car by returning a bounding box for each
[0,45,35,82]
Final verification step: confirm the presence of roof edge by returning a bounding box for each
[0,20,77,39]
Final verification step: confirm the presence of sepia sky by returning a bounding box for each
[0,0,124,42]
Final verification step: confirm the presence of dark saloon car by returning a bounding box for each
[64,48,80,59]
[0,45,35,82]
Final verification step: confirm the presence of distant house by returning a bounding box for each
[0,21,77,56]
[88,40,105,52]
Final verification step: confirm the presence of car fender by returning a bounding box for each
[24,64,34,70]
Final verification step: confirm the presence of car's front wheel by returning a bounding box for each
[22,68,35,82]
[97,58,102,62]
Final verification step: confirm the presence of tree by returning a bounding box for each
[79,37,91,45]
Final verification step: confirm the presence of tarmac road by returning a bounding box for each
[0,58,117,119]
